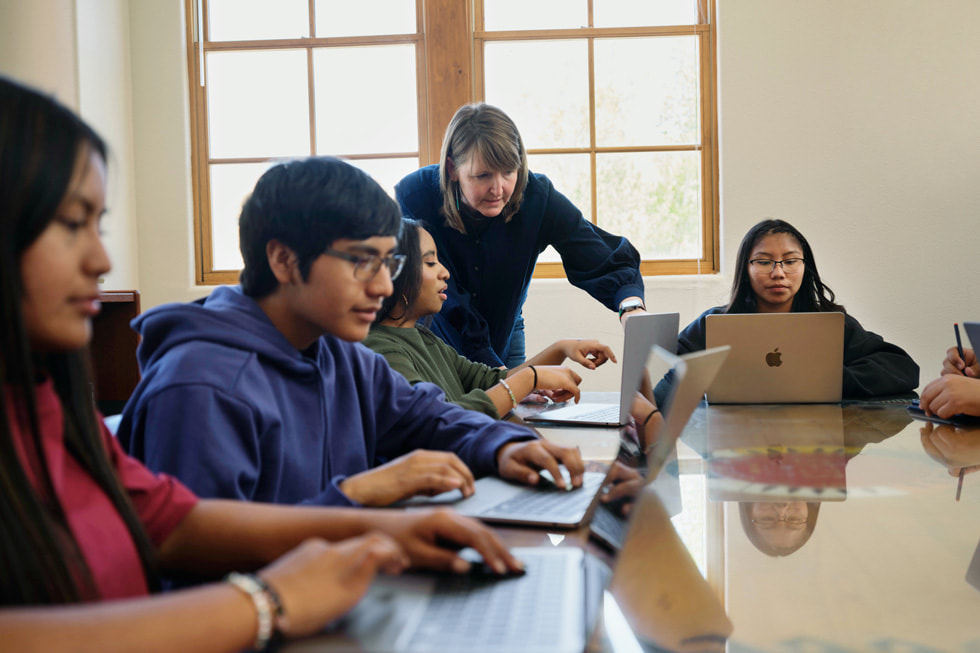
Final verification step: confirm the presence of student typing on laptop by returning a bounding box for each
[654,219,919,405]
[364,218,619,420]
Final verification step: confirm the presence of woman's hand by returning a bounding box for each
[943,345,979,377]
[554,339,617,370]
[340,451,475,505]
[530,365,582,403]
[258,534,408,638]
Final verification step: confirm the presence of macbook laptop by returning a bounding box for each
[404,459,612,530]
[705,312,844,404]
[524,312,679,426]
[590,346,731,552]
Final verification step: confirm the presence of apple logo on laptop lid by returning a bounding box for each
[765,348,782,367]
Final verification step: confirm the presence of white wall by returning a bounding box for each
[76,0,140,291]
[11,0,980,394]
[0,0,78,106]
[0,0,139,291]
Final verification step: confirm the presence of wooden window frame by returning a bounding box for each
[186,0,718,284]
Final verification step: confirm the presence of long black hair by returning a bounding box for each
[376,218,423,325]
[0,76,159,604]
[725,219,845,314]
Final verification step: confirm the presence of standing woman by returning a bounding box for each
[0,77,519,650]
[654,219,918,404]
[396,103,647,368]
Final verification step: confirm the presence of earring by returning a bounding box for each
[455,184,460,212]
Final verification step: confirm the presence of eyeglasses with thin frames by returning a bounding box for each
[748,258,805,274]
[751,516,807,527]
[324,248,406,282]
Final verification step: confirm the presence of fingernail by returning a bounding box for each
[452,558,470,574]
[493,560,506,574]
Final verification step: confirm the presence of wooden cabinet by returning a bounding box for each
[90,290,141,415]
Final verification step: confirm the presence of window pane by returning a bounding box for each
[208,0,309,41]
[314,0,416,37]
[210,162,276,270]
[595,37,699,147]
[313,45,418,155]
[485,40,589,149]
[593,0,697,28]
[483,0,586,31]
[527,153,590,263]
[596,151,701,259]
[207,50,310,158]
[347,157,420,198]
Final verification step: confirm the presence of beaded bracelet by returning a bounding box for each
[226,572,284,652]
[499,378,518,411]
[528,365,538,389]
[642,407,661,429]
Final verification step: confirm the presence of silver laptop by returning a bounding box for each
[405,457,612,529]
[705,312,844,404]
[590,346,732,552]
[524,312,680,426]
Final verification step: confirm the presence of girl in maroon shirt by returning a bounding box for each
[0,76,522,652]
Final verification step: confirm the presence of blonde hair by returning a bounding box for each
[438,103,529,233]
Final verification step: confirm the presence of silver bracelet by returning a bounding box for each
[226,572,278,651]
[499,378,518,411]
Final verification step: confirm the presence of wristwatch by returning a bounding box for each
[618,298,645,319]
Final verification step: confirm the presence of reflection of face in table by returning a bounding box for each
[739,500,820,556]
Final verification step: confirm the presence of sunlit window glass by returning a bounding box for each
[348,158,420,198]
[208,0,309,41]
[314,0,416,37]
[209,162,276,270]
[484,0,586,30]
[313,45,418,155]
[207,50,310,158]
[596,151,702,259]
[594,37,700,147]
[485,40,589,149]
[593,0,697,28]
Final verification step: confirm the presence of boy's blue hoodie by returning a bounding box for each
[117,285,535,507]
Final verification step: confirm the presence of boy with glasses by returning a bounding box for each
[118,157,583,508]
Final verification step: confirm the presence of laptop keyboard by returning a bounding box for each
[485,473,605,520]
[567,405,621,423]
[407,551,578,650]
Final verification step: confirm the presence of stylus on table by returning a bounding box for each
[956,468,965,501]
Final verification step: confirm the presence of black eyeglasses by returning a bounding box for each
[748,258,805,273]
[751,516,807,527]
[324,249,406,281]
